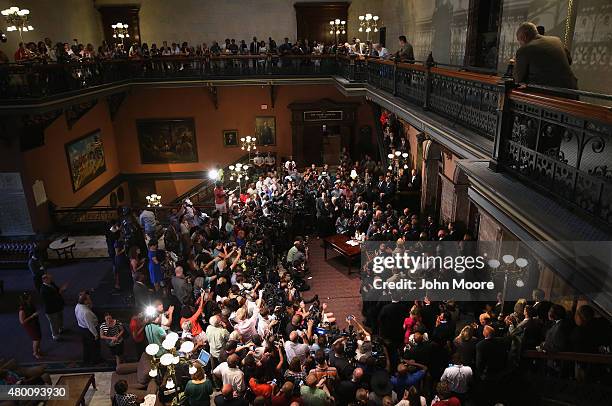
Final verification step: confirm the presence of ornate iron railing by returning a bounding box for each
[428,68,500,139]
[499,91,612,227]
[0,55,341,101]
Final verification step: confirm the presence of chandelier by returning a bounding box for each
[488,254,529,311]
[228,163,249,182]
[111,22,129,42]
[240,135,257,152]
[329,19,346,35]
[145,333,197,393]
[145,194,162,207]
[358,13,379,40]
[1,6,33,40]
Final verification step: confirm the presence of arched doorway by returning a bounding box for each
[421,139,443,217]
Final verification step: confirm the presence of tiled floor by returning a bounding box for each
[46,235,109,260]
[50,371,112,406]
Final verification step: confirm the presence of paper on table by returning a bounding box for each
[346,240,360,246]
[141,394,157,406]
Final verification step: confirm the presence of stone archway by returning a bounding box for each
[420,139,442,216]
[452,166,471,227]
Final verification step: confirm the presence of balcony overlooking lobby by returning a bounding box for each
[0,1,610,406]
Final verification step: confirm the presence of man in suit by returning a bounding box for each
[408,169,421,191]
[28,249,45,291]
[512,22,577,91]
[396,35,415,62]
[40,273,66,341]
[475,325,510,403]
[249,37,260,55]
[531,288,552,322]
[379,175,396,203]
[542,304,571,352]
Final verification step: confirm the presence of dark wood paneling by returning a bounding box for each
[97,6,141,47]
[294,2,349,44]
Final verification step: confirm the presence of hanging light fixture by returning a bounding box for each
[358,12,380,40]
[1,6,33,41]
[111,22,129,43]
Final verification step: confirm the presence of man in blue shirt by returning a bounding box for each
[390,360,427,398]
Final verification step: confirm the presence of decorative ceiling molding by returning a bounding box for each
[65,99,98,129]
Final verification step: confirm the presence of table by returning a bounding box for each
[48,238,76,260]
[47,373,96,406]
[322,234,361,274]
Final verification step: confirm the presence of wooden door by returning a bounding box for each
[294,2,349,44]
[302,125,324,165]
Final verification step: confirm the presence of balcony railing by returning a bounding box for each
[0,55,341,101]
[3,54,610,230]
[498,90,612,228]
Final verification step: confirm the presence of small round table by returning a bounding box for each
[48,238,76,260]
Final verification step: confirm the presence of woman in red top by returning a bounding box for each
[403,307,421,344]
[213,181,227,214]
[129,312,147,356]
[180,291,207,349]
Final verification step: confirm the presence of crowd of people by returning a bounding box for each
[6,19,598,406]
[16,112,610,406]
[1,34,413,64]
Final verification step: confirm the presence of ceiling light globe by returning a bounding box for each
[488,259,501,269]
[160,353,174,366]
[180,341,194,353]
[515,258,528,268]
[145,344,160,356]
[162,339,174,351]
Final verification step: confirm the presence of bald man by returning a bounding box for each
[336,368,365,406]
[284,330,310,363]
[214,384,248,406]
[475,325,509,383]
[213,354,245,395]
[513,21,577,91]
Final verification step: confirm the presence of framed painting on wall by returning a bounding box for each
[223,130,239,147]
[255,116,276,146]
[136,118,198,164]
[65,130,106,192]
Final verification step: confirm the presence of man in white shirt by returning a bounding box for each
[75,291,101,364]
[440,353,473,396]
[213,354,245,395]
[206,315,230,368]
[374,43,391,59]
[284,330,311,363]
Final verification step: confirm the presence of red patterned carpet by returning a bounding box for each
[306,238,363,329]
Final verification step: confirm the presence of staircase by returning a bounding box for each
[170,154,251,206]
